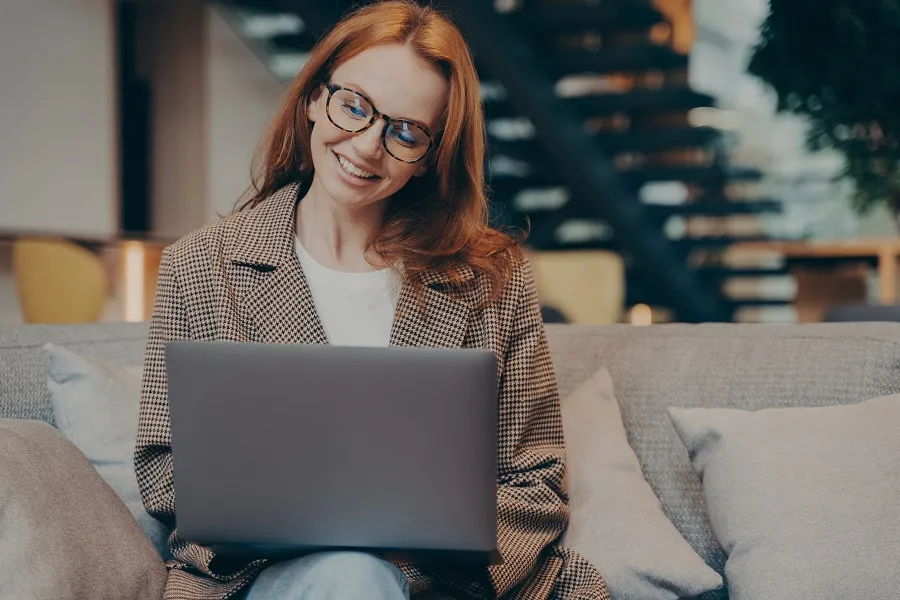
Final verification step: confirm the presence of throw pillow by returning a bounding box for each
[668,395,900,600]
[44,343,171,560]
[0,418,167,599]
[559,367,723,600]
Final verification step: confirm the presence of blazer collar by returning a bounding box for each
[230,181,302,270]
[228,180,476,288]
[228,181,477,350]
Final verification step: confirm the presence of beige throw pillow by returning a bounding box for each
[560,367,722,600]
[668,394,900,600]
[0,419,167,600]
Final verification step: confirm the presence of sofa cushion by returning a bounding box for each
[0,418,167,599]
[0,322,148,423]
[668,395,900,600]
[559,366,722,600]
[545,322,900,599]
[44,343,172,560]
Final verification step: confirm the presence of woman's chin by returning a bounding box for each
[321,178,387,210]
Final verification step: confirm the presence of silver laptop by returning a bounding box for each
[165,340,501,565]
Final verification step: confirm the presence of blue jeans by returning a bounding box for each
[243,551,410,600]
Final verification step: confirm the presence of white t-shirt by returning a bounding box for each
[295,237,401,347]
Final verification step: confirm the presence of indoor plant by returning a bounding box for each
[747,0,900,226]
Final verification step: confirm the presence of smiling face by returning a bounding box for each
[305,43,448,211]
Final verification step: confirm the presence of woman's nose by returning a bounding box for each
[352,117,386,160]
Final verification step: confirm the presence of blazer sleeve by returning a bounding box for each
[134,247,269,583]
[487,257,570,597]
[135,245,186,530]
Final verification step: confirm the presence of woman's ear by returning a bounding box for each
[306,86,323,122]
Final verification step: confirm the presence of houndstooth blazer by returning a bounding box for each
[135,182,610,600]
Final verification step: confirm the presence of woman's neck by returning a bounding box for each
[295,181,389,273]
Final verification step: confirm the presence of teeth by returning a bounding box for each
[337,154,376,179]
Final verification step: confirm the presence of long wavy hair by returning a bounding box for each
[237,0,524,304]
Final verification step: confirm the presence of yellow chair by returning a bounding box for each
[528,249,626,324]
[12,237,108,324]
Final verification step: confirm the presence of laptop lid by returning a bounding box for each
[166,340,499,564]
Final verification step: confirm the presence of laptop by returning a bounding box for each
[165,340,501,566]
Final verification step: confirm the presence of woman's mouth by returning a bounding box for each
[333,151,380,184]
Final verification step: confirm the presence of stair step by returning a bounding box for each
[601,128,722,152]
[625,166,764,184]
[694,266,792,279]
[728,298,796,307]
[489,166,763,196]
[265,20,683,73]
[782,255,880,268]
[670,235,774,249]
[510,199,782,219]
[527,235,775,253]
[484,88,714,120]
[551,45,688,75]
[645,200,783,217]
[511,2,664,33]
[625,284,793,308]
[490,127,720,158]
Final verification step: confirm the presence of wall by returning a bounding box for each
[0,0,118,238]
[139,0,209,239]
[140,2,284,238]
[206,8,285,220]
[0,0,287,240]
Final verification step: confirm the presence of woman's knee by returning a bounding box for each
[245,551,409,600]
[299,551,406,589]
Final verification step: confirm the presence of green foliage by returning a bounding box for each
[747,0,900,215]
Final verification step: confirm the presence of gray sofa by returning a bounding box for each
[2,321,899,600]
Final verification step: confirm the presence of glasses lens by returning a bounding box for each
[328,89,373,132]
[386,121,431,162]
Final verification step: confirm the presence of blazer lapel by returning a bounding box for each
[243,260,329,345]
[230,180,475,349]
[230,182,328,346]
[389,267,475,349]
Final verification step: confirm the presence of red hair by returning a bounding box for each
[237,0,524,304]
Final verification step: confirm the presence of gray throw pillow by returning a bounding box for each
[0,419,167,599]
[668,395,900,600]
[44,343,172,560]
[559,367,723,600]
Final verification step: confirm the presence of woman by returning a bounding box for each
[135,1,609,599]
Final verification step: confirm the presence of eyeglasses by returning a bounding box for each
[322,82,435,163]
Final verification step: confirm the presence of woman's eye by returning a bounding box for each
[391,125,424,147]
[341,103,368,119]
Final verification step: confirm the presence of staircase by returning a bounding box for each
[214,0,792,323]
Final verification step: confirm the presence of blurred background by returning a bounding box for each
[2,0,899,326]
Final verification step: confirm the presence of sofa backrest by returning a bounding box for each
[0,322,149,424]
[544,322,900,582]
